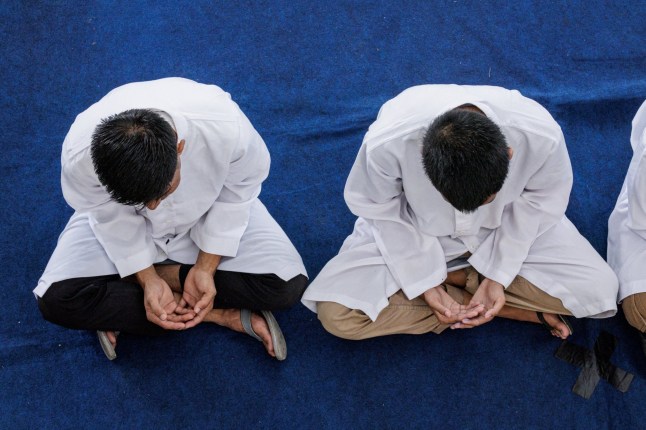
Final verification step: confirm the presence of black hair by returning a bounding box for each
[422,108,509,213]
[91,109,177,206]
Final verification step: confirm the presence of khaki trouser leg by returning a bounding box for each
[464,268,572,316]
[317,285,467,340]
[317,267,574,340]
[622,293,646,333]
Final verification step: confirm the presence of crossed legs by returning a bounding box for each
[317,268,572,341]
[38,263,307,357]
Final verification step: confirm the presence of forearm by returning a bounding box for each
[194,251,222,276]
[89,206,156,277]
[372,219,447,299]
[472,136,572,285]
[627,154,646,235]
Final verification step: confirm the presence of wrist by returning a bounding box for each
[483,277,504,288]
[425,283,443,294]
[135,266,161,288]
[422,284,442,302]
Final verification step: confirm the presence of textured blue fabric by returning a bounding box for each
[1,1,645,428]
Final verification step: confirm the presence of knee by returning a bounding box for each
[281,274,308,308]
[573,264,619,304]
[623,293,646,332]
[263,274,308,310]
[596,265,619,296]
[37,279,107,329]
[37,283,74,325]
[37,295,55,323]
[590,266,620,309]
[317,301,371,340]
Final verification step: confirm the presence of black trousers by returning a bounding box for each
[37,264,308,336]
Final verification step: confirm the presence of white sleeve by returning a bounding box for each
[470,134,572,287]
[189,114,270,257]
[61,151,157,276]
[344,143,447,300]
[627,132,646,236]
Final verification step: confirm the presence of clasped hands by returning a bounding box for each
[422,277,505,329]
[142,265,216,330]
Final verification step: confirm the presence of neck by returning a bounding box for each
[456,104,485,116]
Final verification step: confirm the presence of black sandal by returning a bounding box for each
[537,312,573,337]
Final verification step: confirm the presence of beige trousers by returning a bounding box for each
[317,268,571,340]
[622,293,646,333]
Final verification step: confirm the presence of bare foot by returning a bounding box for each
[154,264,182,292]
[105,331,118,348]
[204,309,276,357]
[497,306,572,339]
[123,265,182,293]
[446,269,468,287]
[537,313,571,339]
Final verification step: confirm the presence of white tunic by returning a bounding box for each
[35,78,306,297]
[302,85,617,321]
[608,100,646,301]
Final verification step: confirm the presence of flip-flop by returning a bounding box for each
[240,309,287,361]
[97,330,119,361]
[537,312,573,337]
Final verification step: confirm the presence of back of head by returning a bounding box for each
[422,108,509,213]
[91,109,177,206]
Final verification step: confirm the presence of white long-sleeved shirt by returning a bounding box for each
[35,78,306,297]
[61,77,268,276]
[302,85,581,320]
[608,100,646,301]
[346,85,571,300]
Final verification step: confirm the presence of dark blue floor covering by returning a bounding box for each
[2,1,646,429]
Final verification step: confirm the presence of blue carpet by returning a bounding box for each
[1,1,646,429]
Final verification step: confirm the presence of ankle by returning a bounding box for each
[203,308,232,325]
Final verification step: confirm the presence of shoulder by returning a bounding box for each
[363,84,463,152]
[631,100,646,152]
[484,89,564,147]
[365,85,530,149]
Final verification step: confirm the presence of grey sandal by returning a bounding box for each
[97,330,119,361]
[240,309,287,361]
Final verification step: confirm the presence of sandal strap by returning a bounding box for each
[240,309,262,341]
[536,312,551,329]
